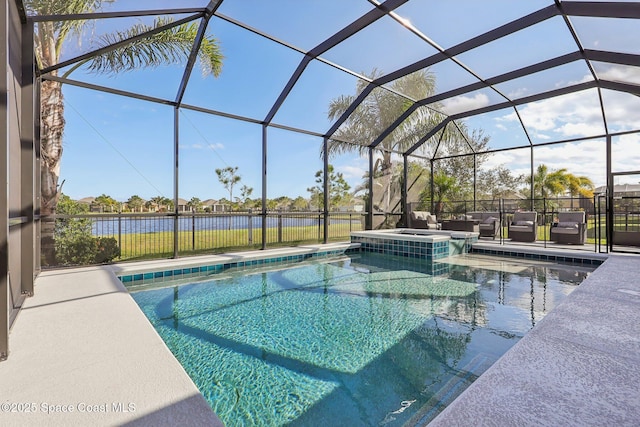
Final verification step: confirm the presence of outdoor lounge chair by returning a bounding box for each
[550,211,587,245]
[469,211,501,239]
[508,211,537,242]
[408,211,441,230]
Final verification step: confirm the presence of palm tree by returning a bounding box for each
[565,173,594,199]
[526,165,594,211]
[532,165,567,199]
[27,0,223,263]
[564,172,594,209]
[325,69,469,213]
[431,172,460,217]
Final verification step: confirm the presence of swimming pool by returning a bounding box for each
[130,252,594,426]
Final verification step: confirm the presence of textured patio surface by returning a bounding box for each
[0,265,223,427]
[429,253,640,426]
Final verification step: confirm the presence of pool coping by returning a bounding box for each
[428,253,640,426]
[113,242,360,287]
[352,228,478,242]
[1,242,637,426]
[471,241,607,266]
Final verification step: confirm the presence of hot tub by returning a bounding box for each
[351,228,479,261]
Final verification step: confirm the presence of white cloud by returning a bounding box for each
[338,164,366,180]
[495,68,640,141]
[498,90,605,138]
[441,93,490,115]
[601,89,640,131]
[481,151,527,169]
[612,133,640,173]
[598,64,640,85]
[507,87,530,99]
[534,133,551,140]
[478,140,618,187]
[557,122,604,138]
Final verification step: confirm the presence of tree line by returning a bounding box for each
[82,163,355,213]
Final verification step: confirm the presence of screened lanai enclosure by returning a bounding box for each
[3,0,640,358]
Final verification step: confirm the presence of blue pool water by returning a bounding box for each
[130,253,594,426]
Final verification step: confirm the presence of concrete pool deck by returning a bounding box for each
[0,265,223,427]
[429,253,640,426]
[0,243,638,426]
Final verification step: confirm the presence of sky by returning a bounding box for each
[49,0,640,202]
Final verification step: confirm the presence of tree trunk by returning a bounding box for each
[40,79,65,266]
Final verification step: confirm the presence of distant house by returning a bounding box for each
[594,184,640,213]
[594,184,640,197]
[177,198,189,212]
[500,191,527,212]
[77,196,95,210]
[202,199,229,212]
[77,196,103,212]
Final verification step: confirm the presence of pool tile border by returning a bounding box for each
[118,248,353,286]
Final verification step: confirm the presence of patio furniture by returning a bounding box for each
[441,219,479,232]
[508,211,537,242]
[408,211,441,229]
[550,211,587,245]
[469,211,501,239]
[612,231,640,246]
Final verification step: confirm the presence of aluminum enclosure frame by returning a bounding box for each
[3,0,640,361]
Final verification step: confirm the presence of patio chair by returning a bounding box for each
[508,211,537,242]
[550,211,587,245]
[469,211,501,239]
[408,210,441,230]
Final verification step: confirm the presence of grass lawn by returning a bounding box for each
[117,222,362,261]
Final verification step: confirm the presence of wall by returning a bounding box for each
[1,0,36,360]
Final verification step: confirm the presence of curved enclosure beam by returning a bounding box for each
[325,4,560,141]
[263,0,409,124]
[404,80,599,156]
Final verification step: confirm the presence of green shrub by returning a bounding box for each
[53,194,121,266]
[55,233,98,266]
[95,237,121,264]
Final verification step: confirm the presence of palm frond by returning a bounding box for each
[26,0,110,18]
[28,0,114,64]
[84,17,223,77]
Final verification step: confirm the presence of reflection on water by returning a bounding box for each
[132,253,593,426]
